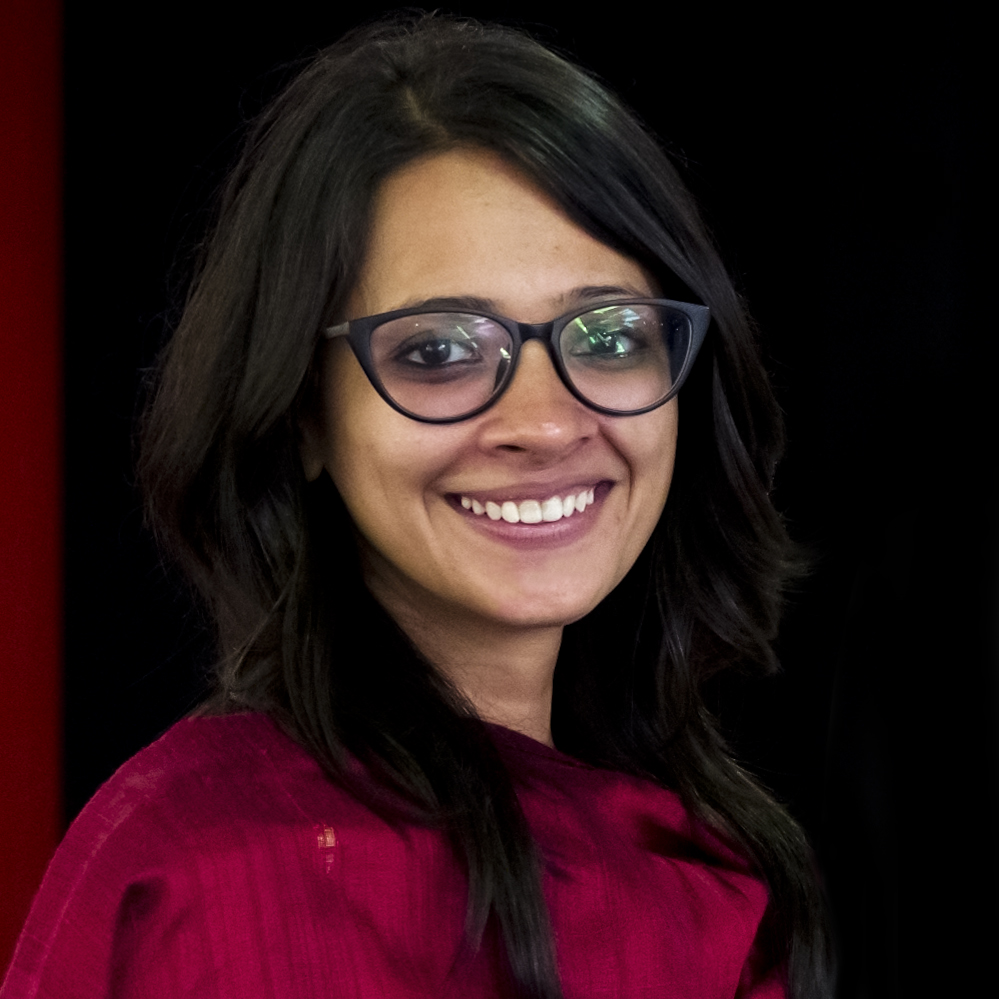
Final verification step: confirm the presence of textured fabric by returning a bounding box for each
[2,713,785,998]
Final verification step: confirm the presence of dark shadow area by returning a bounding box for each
[64,5,994,996]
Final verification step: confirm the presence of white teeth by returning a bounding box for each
[459,489,599,524]
[541,497,563,522]
[519,499,543,524]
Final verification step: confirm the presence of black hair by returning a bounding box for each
[140,13,833,998]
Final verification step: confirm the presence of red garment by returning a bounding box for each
[2,713,785,998]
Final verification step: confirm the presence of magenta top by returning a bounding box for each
[2,713,785,997]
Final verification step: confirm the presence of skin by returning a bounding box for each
[302,148,677,746]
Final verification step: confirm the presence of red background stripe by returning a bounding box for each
[0,0,63,975]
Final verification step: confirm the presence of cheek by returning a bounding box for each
[321,346,400,525]
[321,349,470,538]
[595,408,676,583]
[609,403,678,505]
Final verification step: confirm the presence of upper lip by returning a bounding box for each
[446,478,611,504]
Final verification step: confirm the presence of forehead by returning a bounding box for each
[347,148,655,322]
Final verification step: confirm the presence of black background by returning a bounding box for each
[64,5,994,996]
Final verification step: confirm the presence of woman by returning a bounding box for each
[3,14,832,999]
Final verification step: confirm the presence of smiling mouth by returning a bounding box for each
[458,488,596,524]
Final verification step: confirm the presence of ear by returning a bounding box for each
[298,413,326,482]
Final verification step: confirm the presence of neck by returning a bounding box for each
[366,570,560,748]
[415,619,561,748]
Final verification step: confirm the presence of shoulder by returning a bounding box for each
[63,713,326,851]
[47,711,359,898]
[1,714,355,999]
[495,725,748,863]
[493,726,785,997]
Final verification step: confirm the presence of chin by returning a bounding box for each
[482,587,606,630]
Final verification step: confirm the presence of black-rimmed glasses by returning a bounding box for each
[324,298,709,424]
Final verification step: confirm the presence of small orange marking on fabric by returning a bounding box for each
[316,825,338,874]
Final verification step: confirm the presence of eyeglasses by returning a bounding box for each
[324,298,709,424]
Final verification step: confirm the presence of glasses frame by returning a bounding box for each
[324,297,710,424]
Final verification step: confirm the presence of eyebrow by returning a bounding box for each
[395,285,651,316]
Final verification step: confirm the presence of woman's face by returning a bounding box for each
[304,148,677,637]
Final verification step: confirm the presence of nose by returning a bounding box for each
[476,341,598,459]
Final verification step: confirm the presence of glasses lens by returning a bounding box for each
[369,313,513,420]
[558,303,691,412]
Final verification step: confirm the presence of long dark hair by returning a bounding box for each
[140,14,832,998]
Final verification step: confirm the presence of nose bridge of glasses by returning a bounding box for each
[493,319,560,386]
[514,318,558,347]
[499,334,576,410]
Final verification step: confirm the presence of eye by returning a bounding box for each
[370,313,512,390]
[395,331,481,367]
[563,307,655,363]
[571,328,639,357]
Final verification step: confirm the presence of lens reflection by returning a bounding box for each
[370,313,513,420]
[559,305,677,412]
[367,304,691,420]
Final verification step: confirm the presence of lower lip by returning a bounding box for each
[446,482,612,549]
